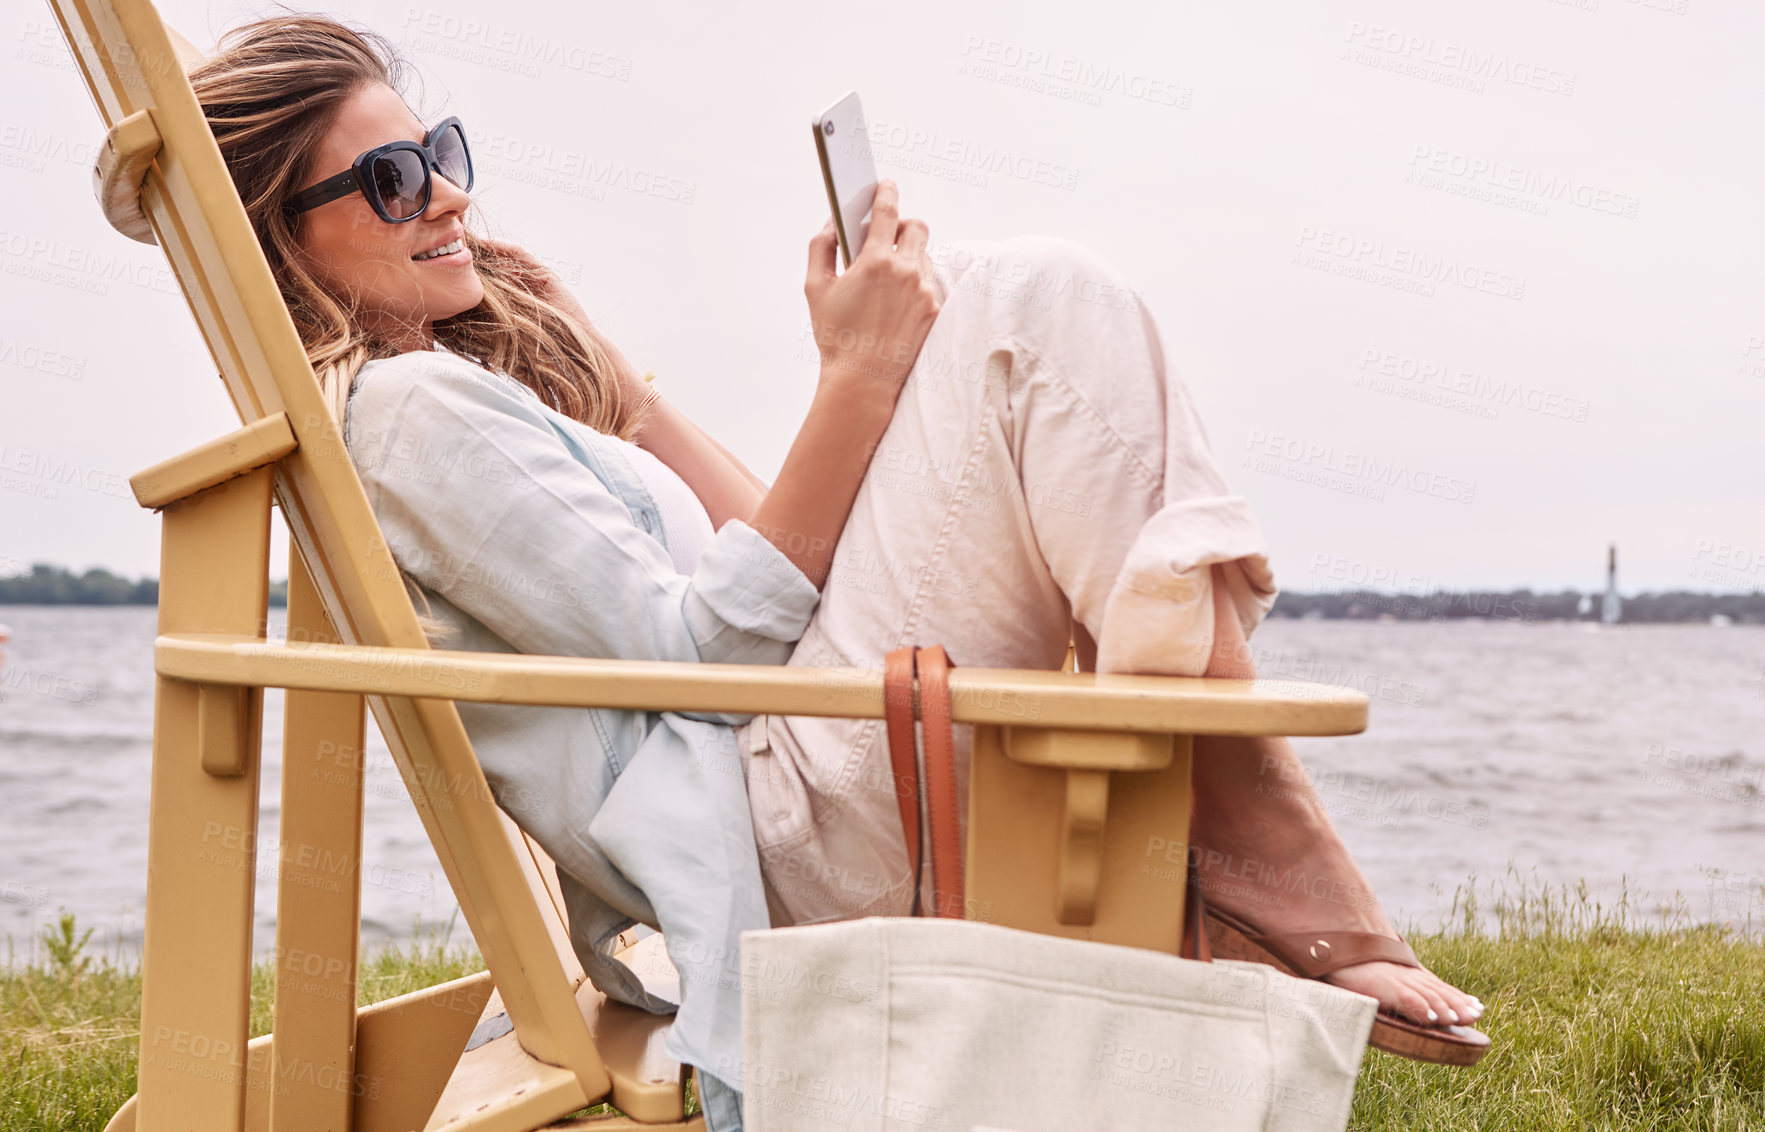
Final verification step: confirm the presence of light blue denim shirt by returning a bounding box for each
[343,344,820,1119]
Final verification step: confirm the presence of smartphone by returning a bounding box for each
[812,91,879,269]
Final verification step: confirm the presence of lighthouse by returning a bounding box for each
[1601,544,1622,625]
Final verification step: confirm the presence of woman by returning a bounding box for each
[190,14,1486,1125]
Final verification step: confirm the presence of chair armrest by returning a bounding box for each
[156,633,1367,736]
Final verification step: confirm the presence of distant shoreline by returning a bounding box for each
[1266,589,1763,624]
[1,565,1759,622]
[0,564,280,607]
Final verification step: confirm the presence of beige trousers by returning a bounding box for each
[738,234,1277,927]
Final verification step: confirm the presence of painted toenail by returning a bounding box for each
[1426,1009,1438,1022]
[1446,1010,1459,1023]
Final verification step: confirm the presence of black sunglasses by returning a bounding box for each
[286,116,474,224]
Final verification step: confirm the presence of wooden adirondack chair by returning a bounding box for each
[47,0,1371,1128]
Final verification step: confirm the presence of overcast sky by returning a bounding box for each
[4,0,1761,595]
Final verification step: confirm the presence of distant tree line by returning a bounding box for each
[1,562,1759,622]
[0,564,287,607]
[1267,589,1765,624]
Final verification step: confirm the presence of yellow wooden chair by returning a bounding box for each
[48,0,1370,1128]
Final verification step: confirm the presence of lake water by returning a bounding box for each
[1,607,1760,959]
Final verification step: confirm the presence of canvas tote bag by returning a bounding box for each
[738,646,1379,1131]
[741,917,1378,1131]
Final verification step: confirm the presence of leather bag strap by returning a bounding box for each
[882,645,923,914]
[915,645,963,919]
[888,644,1211,959]
[1181,848,1212,963]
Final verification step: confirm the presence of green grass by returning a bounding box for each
[0,918,488,1131]
[1350,870,1765,1130]
[5,873,1764,1131]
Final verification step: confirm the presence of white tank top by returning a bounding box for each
[611,435,716,575]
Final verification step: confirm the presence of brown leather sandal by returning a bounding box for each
[1203,903,1492,1067]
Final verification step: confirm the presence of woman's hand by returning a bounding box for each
[803,179,943,402]
[748,182,944,588]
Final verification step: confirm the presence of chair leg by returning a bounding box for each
[135,468,274,1132]
[269,545,367,1129]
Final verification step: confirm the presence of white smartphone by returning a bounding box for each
[812,91,879,269]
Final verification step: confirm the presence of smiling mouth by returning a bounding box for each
[413,238,465,262]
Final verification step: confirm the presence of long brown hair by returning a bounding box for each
[188,12,638,439]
